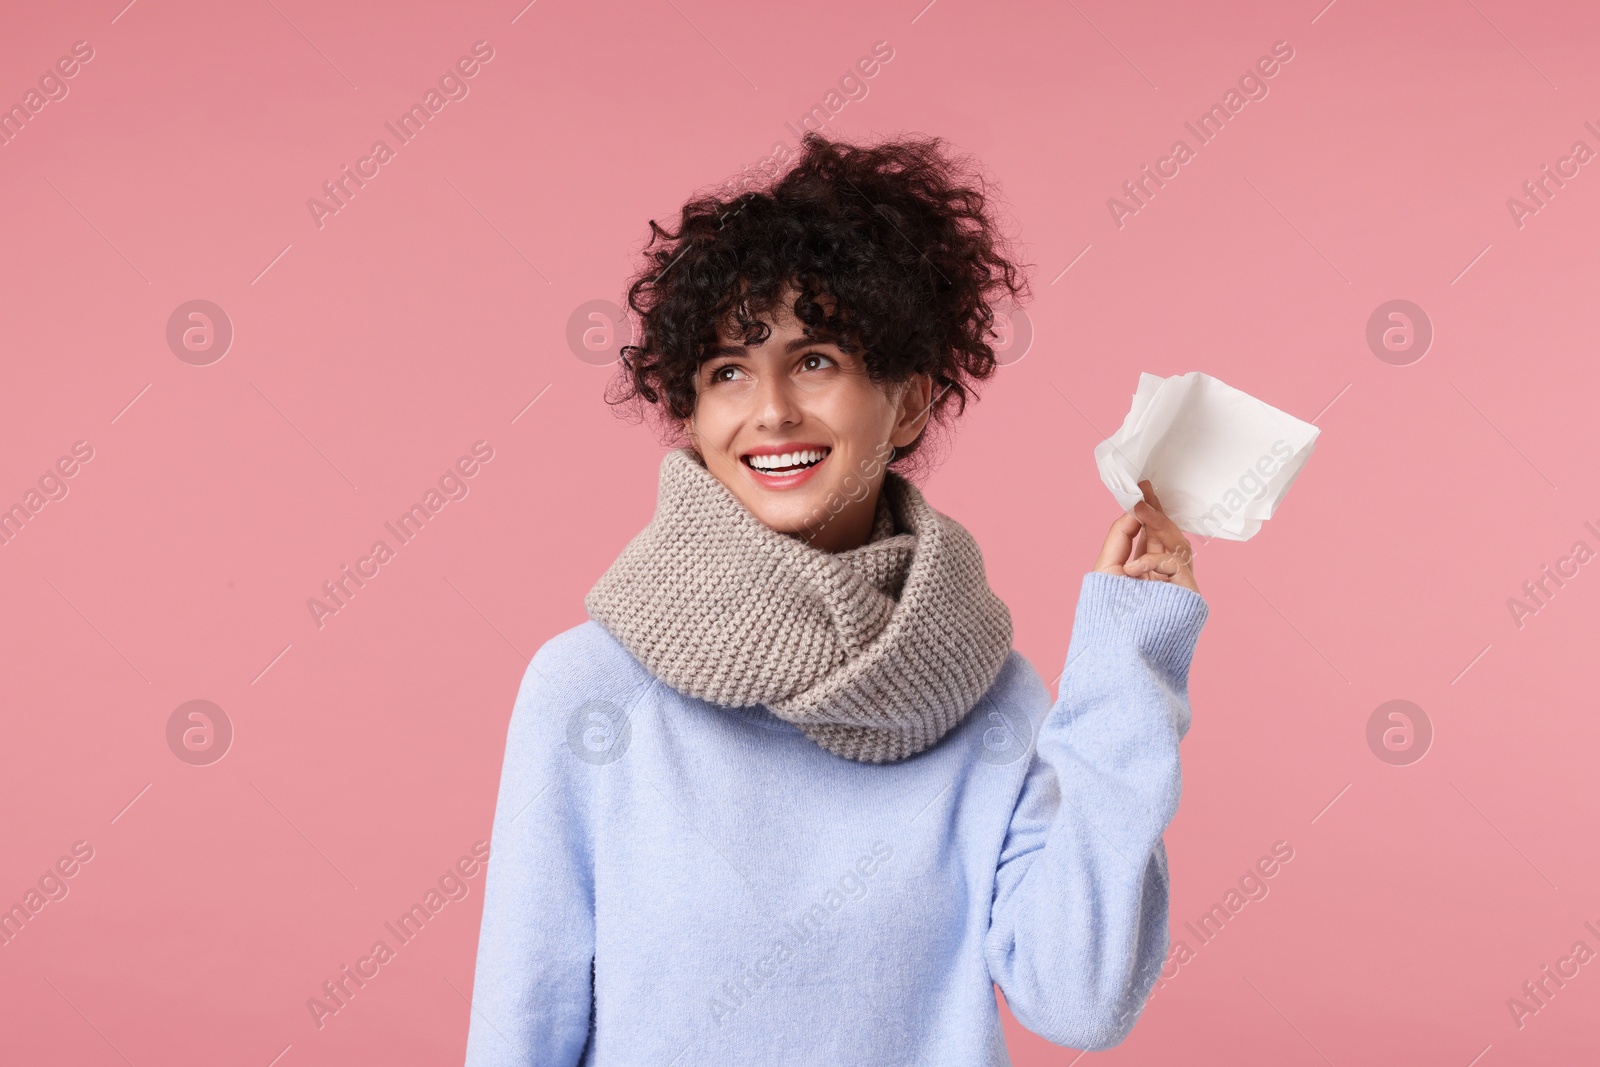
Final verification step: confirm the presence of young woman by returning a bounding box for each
[463,133,1206,1065]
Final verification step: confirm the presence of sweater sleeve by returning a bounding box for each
[463,647,599,1067]
[985,571,1208,1050]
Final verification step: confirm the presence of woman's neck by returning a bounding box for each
[796,487,883,553]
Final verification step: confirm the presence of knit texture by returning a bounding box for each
[583,446,1015,763]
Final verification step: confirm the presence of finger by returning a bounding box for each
[1132,499,1192,562]
[1094,511,1142,573]
[1138,478,1165,513]
[1126,548,1188,579]
[1132,497,1177,532]
[1130,548,1201,593]
[1125,557,1172,581]
[1138,519,1175,563]
[1138,481,1173,537]
[1132,547,1196,579]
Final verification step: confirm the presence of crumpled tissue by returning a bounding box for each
[1093,371,1320,541]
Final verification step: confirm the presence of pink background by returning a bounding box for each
[3,0,1597,1063]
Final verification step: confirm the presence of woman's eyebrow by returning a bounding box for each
[707,335,841,358]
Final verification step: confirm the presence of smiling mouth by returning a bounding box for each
[741,447,831,475]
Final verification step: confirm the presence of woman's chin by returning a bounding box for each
[742,493,827,537]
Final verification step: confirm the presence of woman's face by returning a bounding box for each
[685,291,931,553]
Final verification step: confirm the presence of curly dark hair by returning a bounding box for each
[604,131,1032,468]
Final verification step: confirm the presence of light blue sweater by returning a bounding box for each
[464,571,1208,1065]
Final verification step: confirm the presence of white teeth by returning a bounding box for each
[748,448,827,472]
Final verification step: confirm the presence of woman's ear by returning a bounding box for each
[890,373,934,447]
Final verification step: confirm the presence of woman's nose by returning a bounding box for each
[753,374,801,429]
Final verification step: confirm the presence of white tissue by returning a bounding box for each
[1093,371,1320,541]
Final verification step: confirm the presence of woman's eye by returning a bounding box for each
[801,353,836,371]
[710,364,743,383]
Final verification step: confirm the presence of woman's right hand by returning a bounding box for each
[1093,479,1200,595]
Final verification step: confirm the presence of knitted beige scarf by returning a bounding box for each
[584,447,1014,763]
